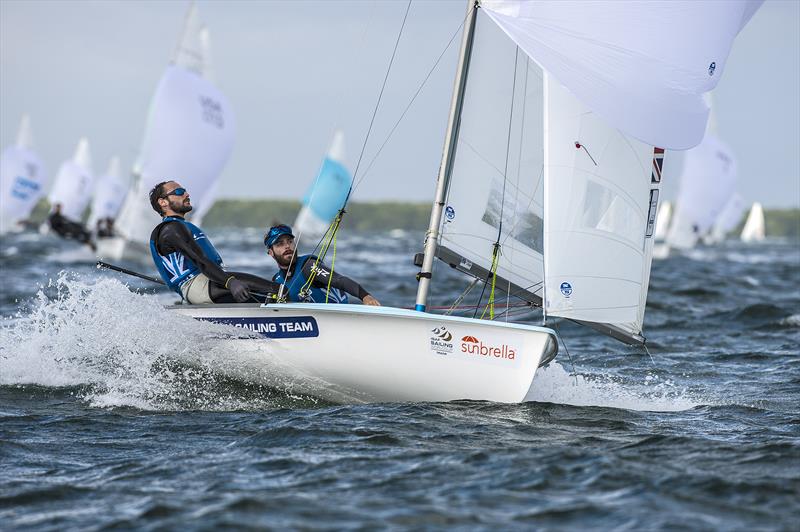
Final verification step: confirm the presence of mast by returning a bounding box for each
[415,0,479,312]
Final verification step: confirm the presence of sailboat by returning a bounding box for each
[0,115,47,235]
[740,202,766,242]
[99,5,235,262]
[705,193,746,244]
[45,138,94,226]
[87,157,128,237]
[294,130,353,240]
[166,0,761,403]
[652,202,672,259]
[665,92,739,251]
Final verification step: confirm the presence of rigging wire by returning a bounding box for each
[286,1,413,296]
[350,6,472,193]
[345,0,413,207]
[475,47,520,320]
[281,3,378,292]
[552,321,579,386]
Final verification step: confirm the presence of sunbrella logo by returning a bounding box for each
[430,327,454,354]
[460,336,516,360]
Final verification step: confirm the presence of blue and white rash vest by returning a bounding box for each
[150,216,223,295]
[272,254,349,304]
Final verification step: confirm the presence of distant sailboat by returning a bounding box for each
[294,130,353,240]
[0,115,46,235]
[705,193,746,244]
[652,201,672,259]
[740,202,766,242]
[87,157,128,237]
[102,4,235,261]
[666,133,737,250]
[47,138,94,223]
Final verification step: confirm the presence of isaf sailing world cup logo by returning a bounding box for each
[430,327,454,354]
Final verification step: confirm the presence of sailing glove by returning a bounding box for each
[228,278,250,303]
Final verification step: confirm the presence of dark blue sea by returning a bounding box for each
[1,228,798,530]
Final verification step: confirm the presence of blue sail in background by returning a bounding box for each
[294,130,353,238]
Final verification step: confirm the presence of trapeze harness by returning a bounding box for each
[272,255,349,304]
[150,216,224,296]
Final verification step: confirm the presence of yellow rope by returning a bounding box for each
[480,243,501,320]
[325,228,339,303]
[299,212,343,299]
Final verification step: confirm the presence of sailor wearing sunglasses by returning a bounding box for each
[148,181,280,304]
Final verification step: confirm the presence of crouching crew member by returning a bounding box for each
[265,224,380,306]
[149,181,280,304]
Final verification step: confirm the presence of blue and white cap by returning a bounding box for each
[264,224,294,247]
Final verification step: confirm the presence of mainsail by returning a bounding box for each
[0,115,46,234]
[112,5,235,256]
[740,202,765,242]
[88,157,128,228]
[542,74,661,342]
[48,138,94,222]
[294,130,353,239]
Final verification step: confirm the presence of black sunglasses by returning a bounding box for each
[161,187,187,198]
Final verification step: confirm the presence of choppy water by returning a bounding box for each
[1,228,798,530]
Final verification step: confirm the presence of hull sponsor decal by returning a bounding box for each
[197,316,319,338]
[460,335,517,361]
[430,326,454,355]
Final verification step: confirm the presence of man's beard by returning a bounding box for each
[275,250,295,269]
[171,198,192,214]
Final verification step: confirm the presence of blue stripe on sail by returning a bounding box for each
[301,157,353,222]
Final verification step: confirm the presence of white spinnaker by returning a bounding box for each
[740,202,765,242]
[114,5,234,252]
[654,201,672,241]
[88,157,128,227]
[115,66,235,247]
[666,134,737,249]
[48,138,94,222]
[707,193,746,244]
[439,10,545,301]
[543,73,661,337]
[0,115,46,233]
[481,0,762,150]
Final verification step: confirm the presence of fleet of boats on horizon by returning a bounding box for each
[0,1,772,403]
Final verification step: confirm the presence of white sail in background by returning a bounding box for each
[112,5,235,256]
[654,201,672,242]
[666,134,737,249]
[706,193,746,244]
[438,11,545,304]
[481,0,762,150]
[0,115,46,234]
[740,202,765,242]
[543,73,661,339]
[88,157,128,227]
[295,130,354,239]
[48,138,94,222]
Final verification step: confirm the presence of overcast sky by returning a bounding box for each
[1,0,798,207]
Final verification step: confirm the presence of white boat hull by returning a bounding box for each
[169,303,558,404]
[96,236,151,264]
